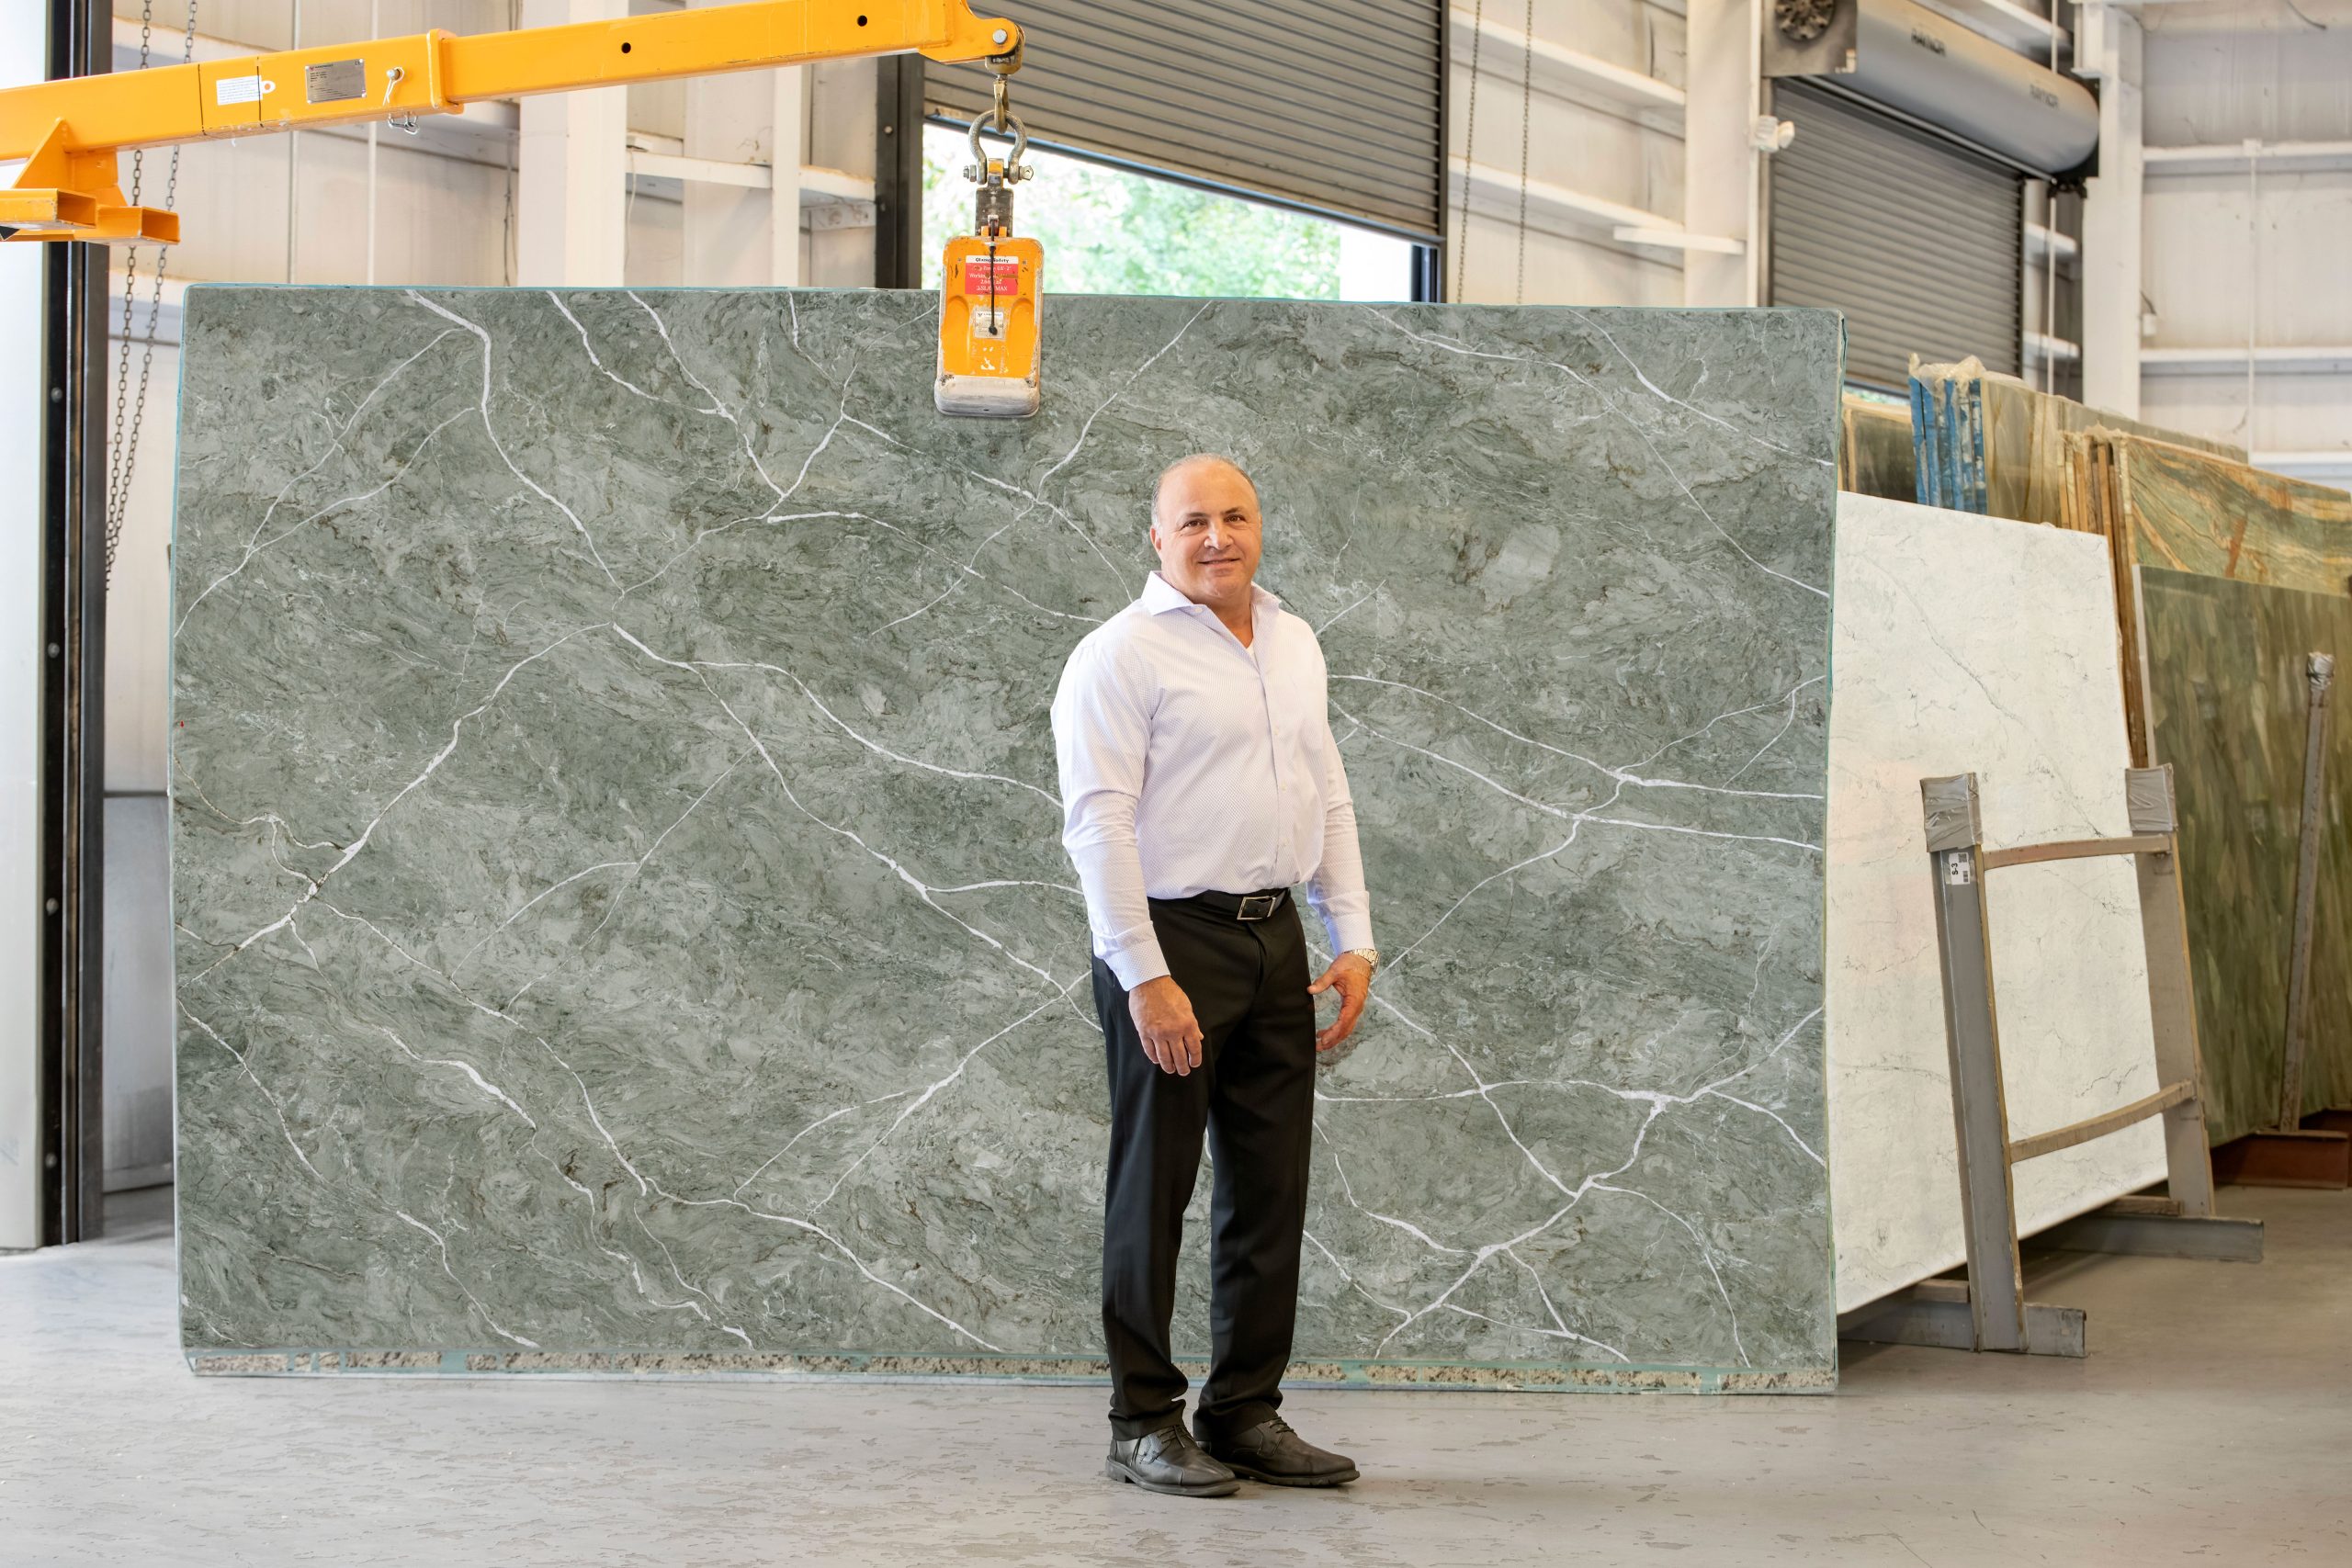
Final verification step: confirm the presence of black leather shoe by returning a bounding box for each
[1196,1414,1360,1487]
[1104,1424,1241,1497]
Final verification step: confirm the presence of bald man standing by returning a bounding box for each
[1051,455,1377,1497]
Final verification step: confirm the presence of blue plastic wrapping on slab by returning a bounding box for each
[1906,358,2243,525]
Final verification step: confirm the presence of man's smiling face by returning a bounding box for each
[1150,457,1263,609]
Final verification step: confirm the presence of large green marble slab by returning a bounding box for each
[2140,568,2352,1143]
[171,288,1840,1388]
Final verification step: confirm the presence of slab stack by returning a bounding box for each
[2064,431,2352,763]
[1910,357,2242,525]
[2061,435,2352,1145]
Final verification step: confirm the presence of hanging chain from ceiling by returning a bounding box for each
[105,0,198,583]
[1453,0,1484,303]
[1514,0,1532,304]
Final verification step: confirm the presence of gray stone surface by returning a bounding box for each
[170,288,1839,1382]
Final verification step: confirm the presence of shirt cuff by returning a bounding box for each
[1105,944,1170,990]
[1323,910,1374,957]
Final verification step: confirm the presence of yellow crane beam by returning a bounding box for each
[1,0,1022,243]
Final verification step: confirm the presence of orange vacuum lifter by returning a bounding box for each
[934,64,1039,419]
[0,0,1043,417]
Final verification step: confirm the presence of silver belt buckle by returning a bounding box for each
[1235,893,1279,921]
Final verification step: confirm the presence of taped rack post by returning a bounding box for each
[2278,652,2335,1134]
[2211,650,2352,1188]
[1841,767,2263,1359]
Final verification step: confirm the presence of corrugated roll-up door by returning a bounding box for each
[925,1,1445,242]
[1770,80,2022,390]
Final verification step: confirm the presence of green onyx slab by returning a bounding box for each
[170,288,1840,1386]
[2138,567,2352,1143]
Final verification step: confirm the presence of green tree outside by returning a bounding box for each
[922,124,1343,299]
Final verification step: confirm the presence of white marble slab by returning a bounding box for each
[1827,494,2168,1312]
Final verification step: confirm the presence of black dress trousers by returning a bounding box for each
[1091,890,1319,1441]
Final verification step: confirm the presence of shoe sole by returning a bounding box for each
[1216,1460,1361,1488]
[1102,1459,1240,1498]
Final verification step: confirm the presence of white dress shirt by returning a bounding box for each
[1051,570,1375,988]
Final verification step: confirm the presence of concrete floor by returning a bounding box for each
[1,1187,2345,1567]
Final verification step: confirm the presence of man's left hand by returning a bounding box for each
[1308,953,1374,1054]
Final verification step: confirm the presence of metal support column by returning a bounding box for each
[515,0,629,287]
[873,54,924,288]
[37,0,107,1246]
[1421,3,1449,303]
[1409,243,1442,303]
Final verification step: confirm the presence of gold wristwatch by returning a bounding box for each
[1345,946,1379,975]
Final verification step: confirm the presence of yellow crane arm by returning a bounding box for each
[1,0,1021,243]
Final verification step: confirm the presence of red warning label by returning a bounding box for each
[962,257,1021,297]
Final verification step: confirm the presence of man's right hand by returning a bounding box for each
[1128,976,1205,1076]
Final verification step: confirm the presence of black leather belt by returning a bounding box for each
[1172,887,1291,922]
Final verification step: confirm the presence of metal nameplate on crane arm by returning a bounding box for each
[307,60,368,105]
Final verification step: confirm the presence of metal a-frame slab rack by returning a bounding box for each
[1841,766,2264,1359]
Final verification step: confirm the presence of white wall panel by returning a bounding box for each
[290,136,516,286]
[114,132,511,288]
[103,797,175,1191]
[2139,8,2352,146]
[2140,10,2352,461]
[1,0,46,1250]
[1452,218,1684,306]
[1447,0,1690,305]
[2143,173,2352,350]
[625,187,685,284]
[804,57,876,287]
[109,0,518,54]
[629,78,688,144]
[2139,371,2352,461]
[104,335,177,797]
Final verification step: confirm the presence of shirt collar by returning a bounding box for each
[1140,570,1281,618]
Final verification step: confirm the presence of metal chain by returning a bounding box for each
[105,0,158,554]
[104,1,198,582]
[1514,0,1533,304]
[1453,0,1484,303]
